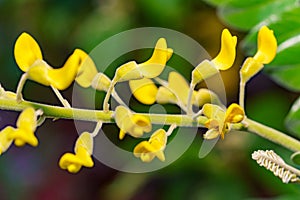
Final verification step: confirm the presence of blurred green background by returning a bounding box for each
[0,0,300,199]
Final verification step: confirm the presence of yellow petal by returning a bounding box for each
[114,61,141,82]
[156,86,177,104]
[17,107,37,133]
[0,126,15,155]
[59,153,83,173]
[75,49,98,88]
[91,73,111,92]
[115,106,152,139]
[48,49,83,90]
[129,78,158,105]
[9,129,38,147]
[240,57,264,83]
[75,132,93,155]
[14,32,43,72]
[202,104,225,121]
[212,29,237,70]
[138,38,171,78]
[194,88,222,107]
[149,129,167,148]
[168,71,191,105]
[203,129,220,140]
[191,60,218,85]
[76,146,94,167]
[253,26,277,64]
[225,103,245,124]
[27,60,51,86]
[140,153,156,162]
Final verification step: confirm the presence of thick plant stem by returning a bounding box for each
[0,98,207,126]
[244,118,300,152]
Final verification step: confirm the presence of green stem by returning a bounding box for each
[244,118,300,152]
[16,73,28,102]
[0,98,207,126]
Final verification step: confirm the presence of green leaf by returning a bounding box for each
[206,0,300,91]
[291,151,300,165]
[285,97,300,135]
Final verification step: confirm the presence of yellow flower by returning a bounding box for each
[59,132,94,173]
[0,85,16,100]
[192,29,237,85]
[114,38,173,82]
[240,26,277,82]
[129,78,158,105]
[0,107,39,155]
[14,32,83,90]
[8,107,39,147]
[133,129,167,162]
[115,106,152,140]
[202,103,244,139]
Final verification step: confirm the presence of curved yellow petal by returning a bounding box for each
[75,132,93,155]
[156,86,177,104]
[115,61,141,82]
[10,129,38,147]
[138,38,171,78]
[240,57,264,82]
[194,88,222,107]
[115,106,152,139]
[75,49,98,88]
[91,73,111,92]
[59,153,83,173]
[212,29,237,70]
[129,78,158,105]
[202,103,225,122]
[191,60,218,85]
[17,107,37,133]
[149,129,167,147]
[48,49,83,90]
[76,146,94,167]
[253,26,277,64]
[203,129,220,140]
[168,71,190,105]
[0,126,15,155]
[27,60,51,86]
[225,103,245,124]
[14,32,43,72]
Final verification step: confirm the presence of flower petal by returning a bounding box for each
[75,132,93,155]
[27,60,51,86]
[14,32,43,72]
[129,78,158,105]
[59,152,83,173]
[212,29,237,70]
[75,49,98,88]
[48,49,83,90]
[138,38,172,78]
[156,86,177,104]
[225,103,245,124]
[253,26,277,64]
[91,73,111,92]
[168,71,191,106]
[17,107,37,133]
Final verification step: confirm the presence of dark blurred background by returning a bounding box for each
[0,0,299,199]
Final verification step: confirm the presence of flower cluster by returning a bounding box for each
[0,25,278,174]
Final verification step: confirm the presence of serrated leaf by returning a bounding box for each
[291,151,300,165]
[285,97,300,135]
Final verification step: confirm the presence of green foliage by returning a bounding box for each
[286,97,300,135]
[205,0,300,91]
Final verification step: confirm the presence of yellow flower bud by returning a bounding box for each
[129,78,158,105]
[240,57,263,83]
[115,106,152,139]
[114,61,142,82]
[191,60,218,85]
[133,129,167,162]
[212,29,237,70]
[91,73,112,92]
[138,38,172,78]
[253,26,277,64]
[59,132,94,174]
[156,86,177,104]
